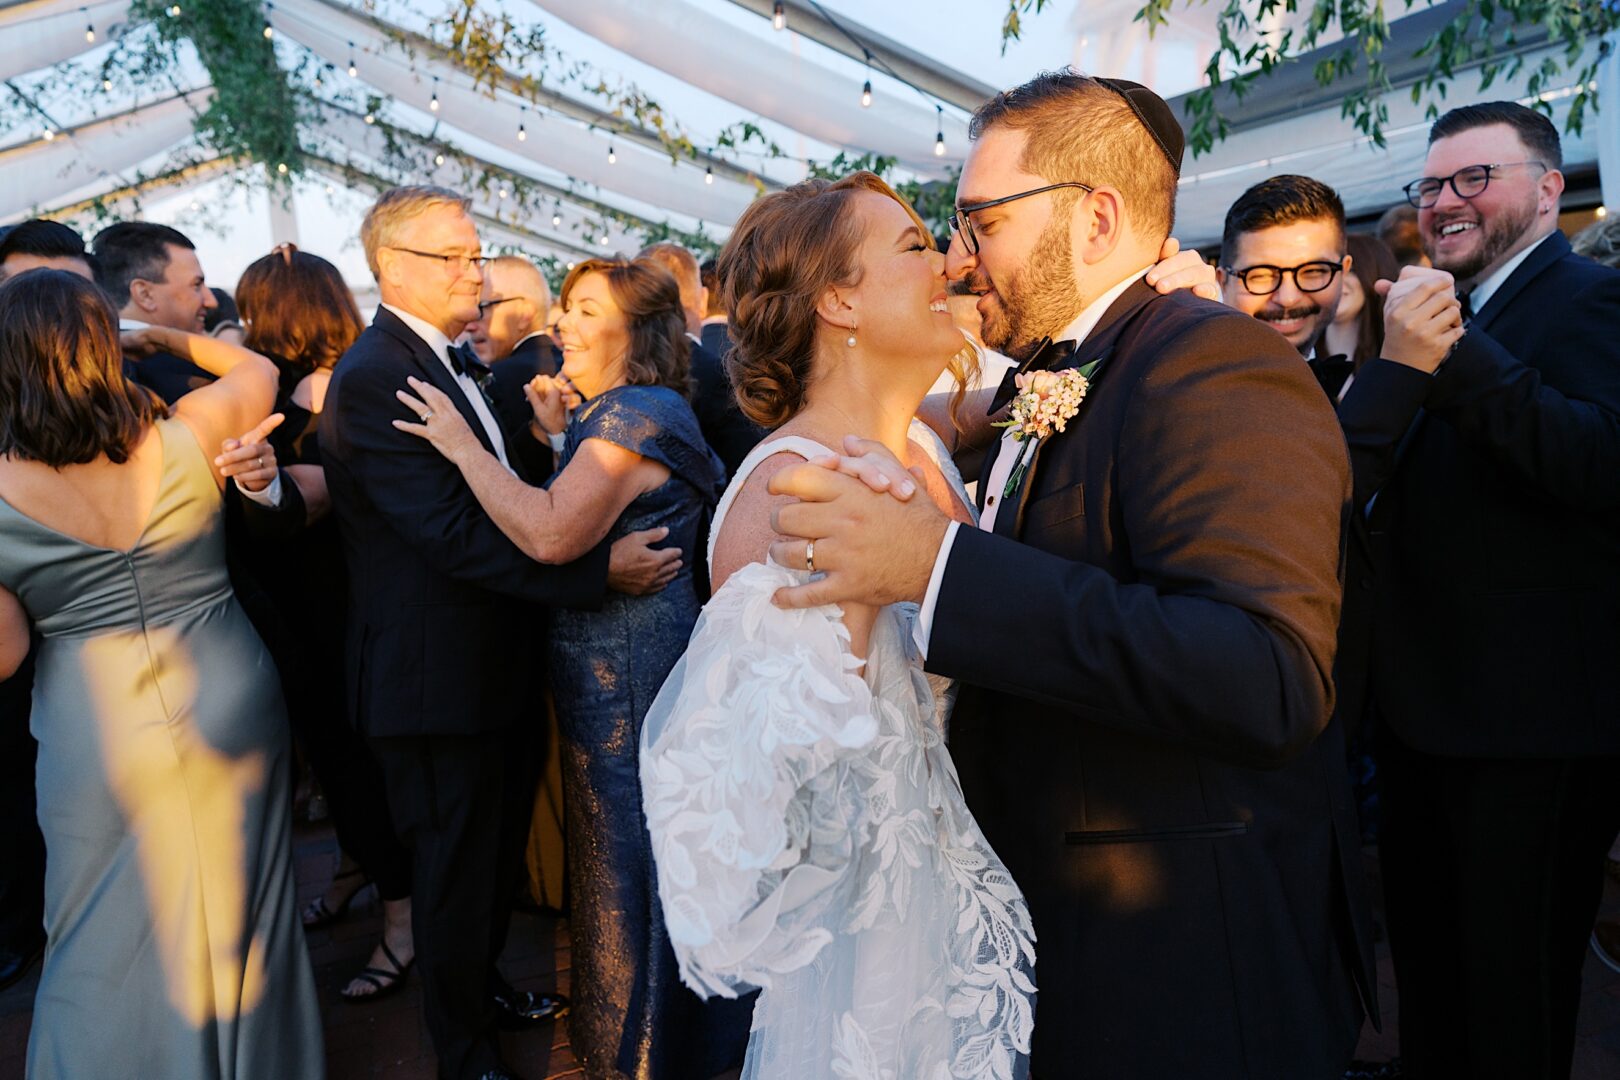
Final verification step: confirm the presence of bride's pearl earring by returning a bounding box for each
[846,331,857,348]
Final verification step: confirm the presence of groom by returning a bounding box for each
[769,72,1374,1077]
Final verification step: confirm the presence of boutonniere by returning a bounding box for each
[991,362,1099,499]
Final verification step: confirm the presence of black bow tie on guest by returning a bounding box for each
[989,337,1078,414]
[1307,353,1355,400]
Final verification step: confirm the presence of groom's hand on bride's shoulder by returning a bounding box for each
[803,436,924,501]
[1146,236,1221,301]
[766,457,948,610]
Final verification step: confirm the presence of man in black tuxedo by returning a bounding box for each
[466,254,561,484]
[768,72,1373,1077]
[93,222,221,403]
[1218,175,1356,400]
[323,186,676,1080]
[697,257,733,359]
[1338,102,1620,1079]
[638,242,764,478]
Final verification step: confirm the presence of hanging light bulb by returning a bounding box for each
[933,105,945,157]
[364,111,375,124]
[277,161,288,174]
[167,4,181,16]
[434,151,445,166]
[704,165,713,185]
[607,145,616,164]
[861,80,872,108]
[552,209,562,227]
[600,235,610,246]
[1597,206,1610,220]
[85,11,96,43]
[262,22,273,39]
[102,77,113,91]
[517,122,526,142]
[347,44,357,78]
[430,78,440,112]
[42,127,56,142]
[499,186,509,200]
[772,1,785,30]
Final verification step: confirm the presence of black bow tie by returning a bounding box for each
[448,342,489,382]
[989,337,1078,414]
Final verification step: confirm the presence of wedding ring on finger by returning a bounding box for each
[805,539,816,575]
[422,409,435,420]
[256,456,264,469]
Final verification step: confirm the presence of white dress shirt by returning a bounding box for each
[1464,232,1551,315]
[914,267,1152,657]
[382,303,513,471]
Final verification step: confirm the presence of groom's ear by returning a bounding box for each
[1075,185,1128,266]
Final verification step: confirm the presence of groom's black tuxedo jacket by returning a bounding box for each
[322,307,609,739]
[1336,231,1620,754]
[933,280,1374,1078]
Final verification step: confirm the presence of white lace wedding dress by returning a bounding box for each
[640,431,1036,1080]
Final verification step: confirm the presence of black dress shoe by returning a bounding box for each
[490,987,568,1030]
[0,934,44,993]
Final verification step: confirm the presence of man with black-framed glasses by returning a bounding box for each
[1217,174,1351,366]
[1337,100,1620,1080]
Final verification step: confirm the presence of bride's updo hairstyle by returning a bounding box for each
[718,171,935,428]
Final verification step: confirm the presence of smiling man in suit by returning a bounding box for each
[766,71,1375,1078]
[1338,102,1620,1080]
[323,186,677,1080]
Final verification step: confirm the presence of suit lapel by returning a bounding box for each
[375,309,497,459]
[1000,280,1158,537]
[1472,231,1569,333]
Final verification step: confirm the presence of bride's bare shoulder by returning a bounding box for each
[710,445,813,592]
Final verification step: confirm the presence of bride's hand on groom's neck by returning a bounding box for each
[766,459,948,610]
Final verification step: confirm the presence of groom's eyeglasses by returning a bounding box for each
[948,182,1094,255]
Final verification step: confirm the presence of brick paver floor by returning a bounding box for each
[4,819,1618,1078]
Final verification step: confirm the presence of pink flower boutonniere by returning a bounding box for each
[992,363,1097,499]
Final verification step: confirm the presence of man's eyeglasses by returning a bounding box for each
[1402,162,1546,209]
[948,182,1094,255]
[476,297,523,316]
[1222,261,1343,296]
[385,246,489,275]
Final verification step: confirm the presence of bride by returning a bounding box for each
[638,172,1036,1079]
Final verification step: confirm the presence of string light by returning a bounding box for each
[498,185,509,199]
[84,9,95,42]
[364,111,375,124]
[167,4,180,15]
[102,78,112,91]
[277,161,288,174]
[552,206,562,226]
[42,127,55,142]
[934,104,945,157]
[324,184,334,195]
[347,43,357,78]
[262,21,273,39]
[1597,206,1609,219]
[704,165,713,185]
[429,77,439,112]
[434,151,445,165]
[861,79,872,108]
[772,1,785,30]
[608,144,616,164]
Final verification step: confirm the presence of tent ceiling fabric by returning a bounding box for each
[530,0,967,174]
[269,0,757,224]
[0,91,212,220]
[0,0,132,83]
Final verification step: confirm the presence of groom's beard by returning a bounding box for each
[975,215,1085,364]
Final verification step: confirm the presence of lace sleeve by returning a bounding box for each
[640,559,879,999]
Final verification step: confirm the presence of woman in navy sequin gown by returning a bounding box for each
[394,256,750,1079]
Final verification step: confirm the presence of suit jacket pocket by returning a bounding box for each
[1066,821,1249,845]
[1023,480,1086,531]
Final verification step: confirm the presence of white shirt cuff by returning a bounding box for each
[912,520,960,660]
[236,472,284,509]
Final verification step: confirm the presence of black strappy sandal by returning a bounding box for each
[300,866,369,930]
[339,938,414,1005]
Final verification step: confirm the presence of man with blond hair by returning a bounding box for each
[323,186,677,1080]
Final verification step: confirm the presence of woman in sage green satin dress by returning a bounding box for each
[0,271,322,1079]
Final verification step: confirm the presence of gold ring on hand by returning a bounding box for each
[805,539,816,574]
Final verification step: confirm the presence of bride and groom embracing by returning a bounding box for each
[641,71,1375,1079]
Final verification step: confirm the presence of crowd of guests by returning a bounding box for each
[0,88,1616,1080]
